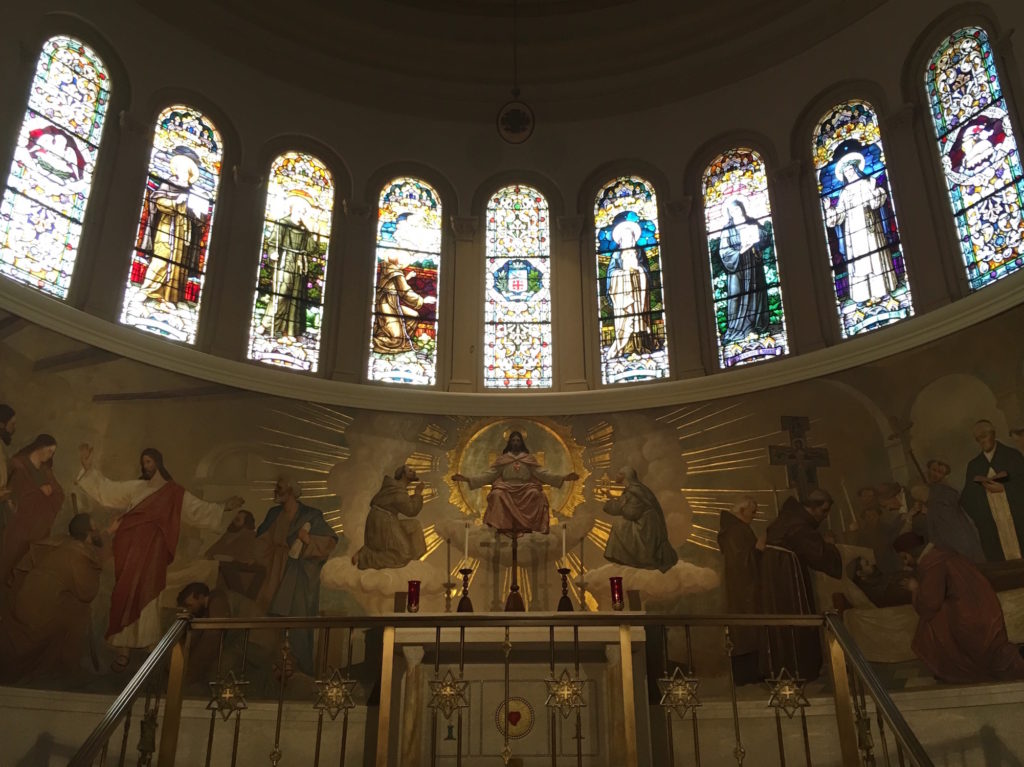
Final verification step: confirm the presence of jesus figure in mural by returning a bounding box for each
[76,444,243,671]
[452,430,578,534]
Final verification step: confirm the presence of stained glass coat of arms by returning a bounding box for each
[926,27,1024,290]
[367,178,442,386]
[247,152,334,372]
[813,101,913,338]
[0,36,110,299]
[595,176,670,384]
[702,149,789,367]
[120,106,223,345]
[484,185,552,388]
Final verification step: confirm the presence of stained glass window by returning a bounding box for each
[594,176,669,384]
[120,106,222,344]
[926,27,1024,290]
[367,177,442,385]
[484,185,552,388]
[701,149,789,367]
[247,153,333,372]
[0,36,110,298]
[813,102,914,337]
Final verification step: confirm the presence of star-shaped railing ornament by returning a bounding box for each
[207,670,249,721]
[545,668,586,719]
[427,669,469,720]
[764,667,810,719]
[657,666,701,719]
[313,667,357,720]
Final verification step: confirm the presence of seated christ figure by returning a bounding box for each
[452,430,578,534]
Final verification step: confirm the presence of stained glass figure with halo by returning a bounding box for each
[0,36,110,298]
[702,149,788,367]
[248,152,333,371]
[926,27,1024,290]
[484,185,552,388]
[594,176,670,384]
[120,106,223,344]
[813,100,913,338]
[368,178,442,386]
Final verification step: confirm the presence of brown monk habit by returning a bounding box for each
[718,509,762,683]
[759,497,842,682]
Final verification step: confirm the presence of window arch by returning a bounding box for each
[926,27,1024,290]
[0,36,110,298]
[594,176,670,384]
[247,152,334,371]
[367,177,442,385]
[120,106,223,344]
[484,184,552,388]
[701,149,789,366]
[812,101,913,337]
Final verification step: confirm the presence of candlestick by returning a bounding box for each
[561,525,566,562]
[457,567,474,613]
[556,567,573,612]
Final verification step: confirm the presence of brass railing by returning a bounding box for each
[67,611,934,767]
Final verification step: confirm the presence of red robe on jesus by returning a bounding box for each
[911,544,1024,683]
[468,453,565,533]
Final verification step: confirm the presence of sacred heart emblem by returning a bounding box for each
[508,711,522,726]
[495,696,535,740]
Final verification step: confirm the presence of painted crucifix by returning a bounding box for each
[768,416,830,503]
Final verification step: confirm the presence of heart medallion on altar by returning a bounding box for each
[495,696,534,739]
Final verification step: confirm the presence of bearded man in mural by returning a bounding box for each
[452,430,578,534]
[76,444,244,671]
[601,466,677,572]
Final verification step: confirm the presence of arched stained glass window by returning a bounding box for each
[701,149,788,367]
[813,101,913,337]
[594,176,669,384]
[368,177,442,385]
[484,185,552,388]
[247,152,334,371]
[926,27,1024,290]
[0,36,110,298]
[120,106,223,344]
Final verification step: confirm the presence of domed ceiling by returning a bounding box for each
[139,0,888,121]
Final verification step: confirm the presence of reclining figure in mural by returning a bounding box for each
[354,464,427,569]
[601,466,678,572]
[451,430,578,534]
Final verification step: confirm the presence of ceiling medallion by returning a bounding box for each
[497,0,533,144]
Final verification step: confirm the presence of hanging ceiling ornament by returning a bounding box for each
[496,0,534,144]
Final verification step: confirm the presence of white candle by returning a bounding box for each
[464,522,470,564]
[561,526,566,562]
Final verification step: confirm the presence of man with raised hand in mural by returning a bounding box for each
[451,430,578,534]
[76,443,243,672]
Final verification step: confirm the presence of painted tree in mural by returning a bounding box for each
[248,152,334,371]
[120,106,223,344]
[0,36,110,298]
[813,100,913,338]
[367,177,442,385]
[702,148,789,367]
[594,176,670,384]
[484,185,553,388]
[926,27,1024,291]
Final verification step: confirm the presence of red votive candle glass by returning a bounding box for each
[609,576,624,611]
[407,580,421,613]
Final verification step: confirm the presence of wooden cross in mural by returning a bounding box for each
[768,416,830,503]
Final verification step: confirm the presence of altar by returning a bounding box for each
[381,614,654,766]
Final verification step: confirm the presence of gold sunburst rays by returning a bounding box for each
[418,423,448,447]
[587,520,611,550]
[676,413,754,443]
[585,421,613,446]
[501,565,532,608]
[420,524,444,560]
[259,427,350,459]
[405,451,440,476]
[679,429,785,458]
[657,402,718,425]
[668,402,744,431]
[686,533,720,552]
[275,403,353,432]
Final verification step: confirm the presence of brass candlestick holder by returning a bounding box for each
[443,581,457,613]
[457,568,474,613]
[556,567,573,612]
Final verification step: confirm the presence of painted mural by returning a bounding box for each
[2,305,1024,704]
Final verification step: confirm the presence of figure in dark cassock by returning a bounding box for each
[718,496,764,684]
[759,489,842,682]
[961,420,1024,562]
[255,475,337,674]
[907,542,1024,683]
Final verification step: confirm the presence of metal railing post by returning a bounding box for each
[156,620,190,767]
[619,624,639,767]
[824,622,860,767]
[375,625,396,767]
